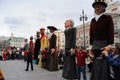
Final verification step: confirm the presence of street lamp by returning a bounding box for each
[79,10,87,48]
[46,28,50,49]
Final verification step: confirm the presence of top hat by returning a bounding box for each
[92,0,107,8]
[47,26,58,31]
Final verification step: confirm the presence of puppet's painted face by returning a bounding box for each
[64,20,72,28]
[94,4,105,15]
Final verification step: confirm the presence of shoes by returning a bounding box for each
[25,69,33,71]
[25,69,28,71]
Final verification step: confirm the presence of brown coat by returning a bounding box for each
[90,14,114,49]
[49,33,57,49]
[49,33,58,71]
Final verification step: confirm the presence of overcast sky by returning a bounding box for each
[0,0,119,39]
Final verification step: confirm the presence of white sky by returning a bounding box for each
[0,0,119,39]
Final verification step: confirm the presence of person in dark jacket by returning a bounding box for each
[89,0,114,80]
[25,48,34,71]
[62,19,77,80]
[102,44,120,80]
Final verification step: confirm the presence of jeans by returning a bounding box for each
[76,65,87,80]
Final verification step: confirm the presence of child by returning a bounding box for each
[75,46,87,80]
[102,44,120,80]
[25,49,33,71]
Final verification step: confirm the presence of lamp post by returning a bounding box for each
[46,28,49,49]
[79,10,87,48]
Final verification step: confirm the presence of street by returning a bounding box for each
[0,60,90,80]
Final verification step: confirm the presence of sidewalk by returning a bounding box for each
[0,60,90,80]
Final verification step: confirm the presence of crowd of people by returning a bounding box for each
[0,47,23,61]
[1,0,120,80]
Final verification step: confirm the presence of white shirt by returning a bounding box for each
[95,13,105,21]
[49,33,53,39]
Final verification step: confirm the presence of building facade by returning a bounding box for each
[54,30,65,50]
[106,1,120,44]
[0,36,26,50]
[9,37,25,48]
[76,22,90,48]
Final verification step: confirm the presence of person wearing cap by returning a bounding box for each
[47,26,58,71]
[90,0,114,80]
[62,19,77,79]
[34,31,40,64]
[38,27,47,68]
[102,44,120,80]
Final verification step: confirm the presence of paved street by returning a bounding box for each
[0,60,90,80]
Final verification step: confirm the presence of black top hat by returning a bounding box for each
[92,0,107,8]
[47,26,58,31]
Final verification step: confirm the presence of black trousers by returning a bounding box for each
[26,60,33,70]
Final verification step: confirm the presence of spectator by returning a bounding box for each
[0,51,3,60]
[75,46,87,80]
[25,48,34,71]
[23,39,29,61]
[102,44,120,80]
[58,49,64,65]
